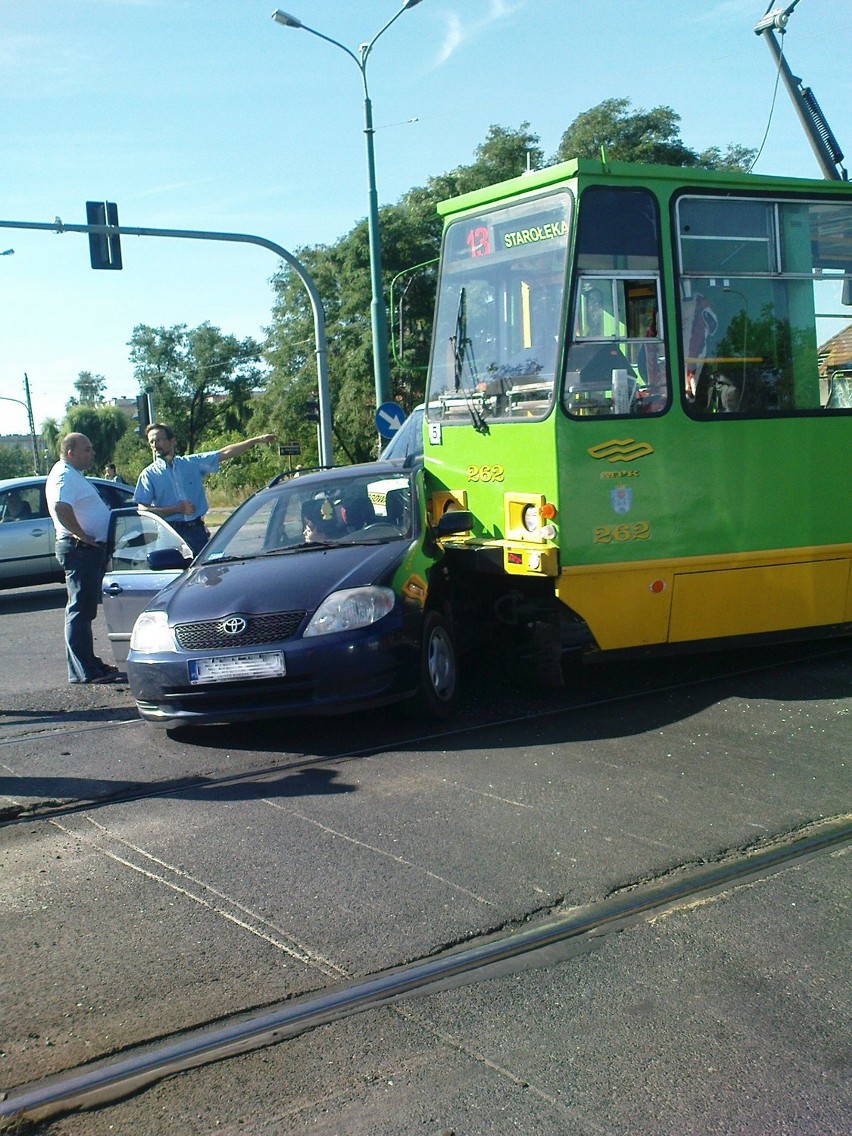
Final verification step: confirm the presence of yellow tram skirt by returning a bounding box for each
[555,545,852,651]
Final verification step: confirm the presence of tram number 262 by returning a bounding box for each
[594,522,650,544]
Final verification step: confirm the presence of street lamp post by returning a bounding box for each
[272,2,424,415]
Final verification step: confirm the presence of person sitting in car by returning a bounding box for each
[2,489,33,521]
[302,499,344,543]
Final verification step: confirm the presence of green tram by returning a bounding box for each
[420,158,852,666]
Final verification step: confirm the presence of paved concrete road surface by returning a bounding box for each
[0,584,849,1135]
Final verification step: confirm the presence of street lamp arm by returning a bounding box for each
[271,11,361,71]
[362,0,425,68]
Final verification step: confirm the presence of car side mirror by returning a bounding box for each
[148,548,193,571]
[434,509,474,537]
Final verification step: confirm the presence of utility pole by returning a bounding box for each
[23,374,39,473]
[0,379,39,473]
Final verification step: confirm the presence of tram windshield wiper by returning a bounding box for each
[450,287,489,434]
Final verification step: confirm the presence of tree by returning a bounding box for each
[60,404,129,470]
[695,144,757,172]
[40,419,61,465]
[128,323,264,452]
[112,431,152,487]
[0,445,32,479]
[68,371,107,408]
[553,98,754,170]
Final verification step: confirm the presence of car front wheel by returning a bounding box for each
[416,610,459,718]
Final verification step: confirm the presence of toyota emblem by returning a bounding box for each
[220,615,248,637]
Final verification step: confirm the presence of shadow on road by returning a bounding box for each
[0,585,66,614]
[165,642,852,759]
[0,765,355,820]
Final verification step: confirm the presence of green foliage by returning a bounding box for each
[69,370,107,407]
[695,143,757,171]
[128,322,264,452]
[0,444,34,478]
[204,430,281,500]
[555,98,692,166]
[553,98,755,171]
[112,431,152,486]
[39,419,61,466]
[60,404,129,467]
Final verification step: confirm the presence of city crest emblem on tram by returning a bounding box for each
[610,487,633,514]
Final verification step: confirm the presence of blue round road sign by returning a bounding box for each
[375,401,406,439]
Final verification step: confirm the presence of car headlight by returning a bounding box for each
[130,610,177,653]
[304,586,395,637]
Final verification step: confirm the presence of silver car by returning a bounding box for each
[0,475,136,589]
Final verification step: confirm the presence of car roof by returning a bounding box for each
[0,475,131,489]
[265,459,420,492]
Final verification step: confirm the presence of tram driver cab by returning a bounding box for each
[564,276,665,416]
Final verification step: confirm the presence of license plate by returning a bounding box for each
[188,652,286,685]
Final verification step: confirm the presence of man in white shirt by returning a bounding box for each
[46,433,119,684]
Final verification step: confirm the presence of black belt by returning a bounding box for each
[58,536,105,548]
[173,518,206,529]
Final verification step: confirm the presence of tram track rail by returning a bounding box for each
[2,813,849,1125]
[1,638,849,828]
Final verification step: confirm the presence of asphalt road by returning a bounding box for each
[0,583,849,1135]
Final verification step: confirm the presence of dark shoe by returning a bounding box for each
[86,672,119,684]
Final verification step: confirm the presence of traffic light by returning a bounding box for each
[135,392,153,435]
[304,399,320,423]
[86,200,122,270]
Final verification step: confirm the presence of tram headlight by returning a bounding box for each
[522,504,540,533]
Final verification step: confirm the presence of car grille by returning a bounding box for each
[175,610,306,650]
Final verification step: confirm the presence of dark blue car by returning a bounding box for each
[103,461,465,729]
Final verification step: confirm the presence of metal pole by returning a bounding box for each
[361,67,391,408]
[0,217,333,467]
[0,389,39,474]
[272,4,426,420]
[757,28,845,181]
[23,373,39,473]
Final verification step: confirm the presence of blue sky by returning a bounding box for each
[2,0,850,431]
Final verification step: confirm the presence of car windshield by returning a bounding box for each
[199,469,415,563]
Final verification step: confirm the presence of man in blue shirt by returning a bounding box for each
[135,423,277,556]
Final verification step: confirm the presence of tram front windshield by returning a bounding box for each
[427,192,572,424]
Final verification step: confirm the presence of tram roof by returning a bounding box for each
[436,156,852,218]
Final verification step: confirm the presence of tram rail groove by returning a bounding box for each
[2,814,849,1126]
[1,639,849,828]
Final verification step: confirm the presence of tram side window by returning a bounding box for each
[677,196,852,416]
[563,187,669,418]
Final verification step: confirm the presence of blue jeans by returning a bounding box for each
[173,521,210,557]
[55,539,110,682]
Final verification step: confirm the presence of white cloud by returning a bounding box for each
[431,0,525,68]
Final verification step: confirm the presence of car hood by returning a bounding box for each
[149,540,409,623]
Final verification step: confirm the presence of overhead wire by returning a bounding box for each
[748,28,786,174]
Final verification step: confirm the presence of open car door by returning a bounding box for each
[101,508,193,664]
